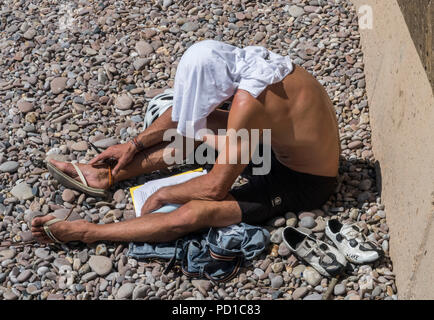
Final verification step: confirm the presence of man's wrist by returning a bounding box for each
[128,140,138,153]
[130,136,145,152]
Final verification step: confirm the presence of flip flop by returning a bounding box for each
[42,205,76,244]
[0,205,76,248]
[47,161,111,198]
[43,218,66,244]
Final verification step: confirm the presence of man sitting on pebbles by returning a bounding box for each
[31,40,340,245]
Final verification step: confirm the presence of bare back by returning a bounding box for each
[251,65,340,177]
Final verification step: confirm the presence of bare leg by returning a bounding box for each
[49,141,174,190]
[48,109,230,189]
[31,195,242,243]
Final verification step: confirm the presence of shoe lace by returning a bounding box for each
[306,239,333,264]
[342,225,366,243]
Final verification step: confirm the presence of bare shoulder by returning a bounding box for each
[231,89,264,111]
[228,90,266,129]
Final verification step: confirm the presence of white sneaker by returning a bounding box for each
[325,219,383,264]
[283,227,347,277]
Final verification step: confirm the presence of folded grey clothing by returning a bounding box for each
[128,223,270,282]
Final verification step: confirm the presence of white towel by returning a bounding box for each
[172,40,294,140]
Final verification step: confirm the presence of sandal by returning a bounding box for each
[47,161,112,198]
[0,205,76,248]
[43,204,77,244]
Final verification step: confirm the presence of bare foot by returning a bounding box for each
[31,215,94,244]
[49,159,111,190]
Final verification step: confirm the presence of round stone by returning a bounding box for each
[278,242,290,257]
[270,227,284,244]
[0,249,16,260]
[181,21,199,32]
[268,216,286,228]
[17,269,32,282]
[92,138,119,149]
[50,77,68,94]
[271,262,284,273]
[132,284,148,300]
[71,141,88,151]
[113,189,126,203]
[115,94,133,110]
[299,216,316,229]
[292,264,306,278]
[23,28,36,39]
[17,100,34,113]
[3,289,18,300]
[136,41,154,57]
[298,211,316,219]
[37,266,49,276]
[288,5,305,18]
[303,267,322,286]
[133,58,149,71]
[334,284,346,296]
[95,243,107,256]
[88,255,112,276]
[235,12,245,20]
[53,258,71,269]
[303,293,323,300]
[254,32,265,42]
[253,268,264,277]
[0,161,19,173]
[285,212,298,227]
[348,140,363,149]
[371,286,382,297]
[292,287,309,300]
[117,283,136,299]
[11,183,34,201]
[81,272,97,282]
[62,189,75,203]
[162,0,173,8]
[271,275,283,289]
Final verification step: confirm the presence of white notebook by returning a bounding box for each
[130,169,207,217]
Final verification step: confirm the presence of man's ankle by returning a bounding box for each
[77,220,96,243]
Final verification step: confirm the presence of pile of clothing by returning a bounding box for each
[128,223,270,283]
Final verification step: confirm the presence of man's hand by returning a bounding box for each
[140,188,167,216]
[89,142,137,176]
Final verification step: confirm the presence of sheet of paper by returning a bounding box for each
[132,170,207,217]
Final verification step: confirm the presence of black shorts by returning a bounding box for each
[229,150,337,225]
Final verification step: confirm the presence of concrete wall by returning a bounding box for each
[397,0,433,89]
[351,0,434,299]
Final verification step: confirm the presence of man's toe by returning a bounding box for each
[32,215,54,227]
[50,159,69,172]
[31,217,42,227]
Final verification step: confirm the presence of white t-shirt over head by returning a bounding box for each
[172,40,294,139]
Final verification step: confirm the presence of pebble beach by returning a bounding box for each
[0,0,397,300]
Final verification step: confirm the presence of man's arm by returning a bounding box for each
[89,107,177,174]
[141,90,265,214]
[135,107,177,149]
